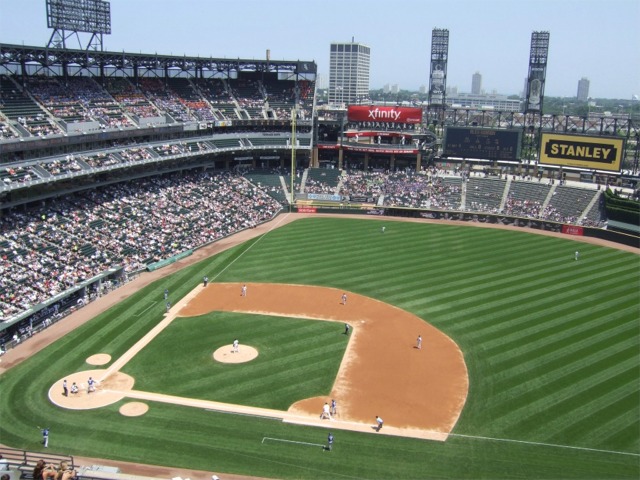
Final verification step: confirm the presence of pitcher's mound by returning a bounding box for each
[213,345,258,364]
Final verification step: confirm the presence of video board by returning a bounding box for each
[539,133,624,172]
[443,127,521,161]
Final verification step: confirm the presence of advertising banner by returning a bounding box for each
[562,225,585,236]
[348,106,422,124]
[540,133,624,172]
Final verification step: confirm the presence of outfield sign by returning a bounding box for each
[540,133,624,172]
[562,225,584,236]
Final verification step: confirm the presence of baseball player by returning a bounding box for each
[320,402,332,420]
[87,377,96,393]
[375,415,383,431]
[42,427,49,447]
[341,293,347,305]
[416,335,422,350]
[241,284,247,297]
[232,339,239,353]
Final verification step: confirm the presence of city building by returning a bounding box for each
[577,77,590,102]
[329,40,371,106]
[471,72,482,95]
[446,92,522,112]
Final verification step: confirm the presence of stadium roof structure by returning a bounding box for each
[0,43,317,78]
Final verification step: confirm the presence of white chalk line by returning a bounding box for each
[449,432,640,457]
[262,436,325,448]
[134,301,157,317]
[211,212,292,281]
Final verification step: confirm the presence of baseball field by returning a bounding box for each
[1,214,639,479]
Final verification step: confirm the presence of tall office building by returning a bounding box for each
[471,72,482,95]
[329,41,371,106]
[577,77,590,102]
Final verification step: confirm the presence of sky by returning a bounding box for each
[0,0,638,100]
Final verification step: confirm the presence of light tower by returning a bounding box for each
[46,0,111,51]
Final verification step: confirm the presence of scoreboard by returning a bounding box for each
[443,127,521,161]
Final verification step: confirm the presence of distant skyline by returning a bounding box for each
[0,0,638,99]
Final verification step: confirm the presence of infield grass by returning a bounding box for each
[1,216,638,479]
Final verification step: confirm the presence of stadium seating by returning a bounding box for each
[465,177,507,213]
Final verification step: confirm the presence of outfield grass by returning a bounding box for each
[1,217,638,479]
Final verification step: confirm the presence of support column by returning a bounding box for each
[416,152,422,171]
[338,147,344,170]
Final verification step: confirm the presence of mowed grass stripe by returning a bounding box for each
[499,367,640,442]
[478,296,638,363]
[489,322,638,394]
[532,385,640,444]
[489,334,638,410]
[488,355,638,429]
[424,259,637,323]
[460,283,637,343]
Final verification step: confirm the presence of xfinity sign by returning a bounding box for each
[348,106,422,124]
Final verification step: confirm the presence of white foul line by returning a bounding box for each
[134,301,157,317]
[449,432,640,457]
[262,437,325,448]
[211,213,291,281]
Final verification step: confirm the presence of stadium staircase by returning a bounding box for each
[336,171,346,195]
[460,178,467,209]
[580,190,603,223]
[30,165,51,179]
[280,175,291,204]
[541,184,557,211]
[300,168,309,192]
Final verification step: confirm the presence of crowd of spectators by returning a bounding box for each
[2,74,315,135]
[79,152,122,169]
[27,76,133,129]
[339,170,385,201]
[16,114,61,137]
[1,165,35,185]
[41,156,84,176]
[0,121,18,139]
[138,78,195,123]
[0,171,281,322]
[105,78,161,119]
[120,146,154,163]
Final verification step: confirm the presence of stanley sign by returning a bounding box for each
[540,133,624,172]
